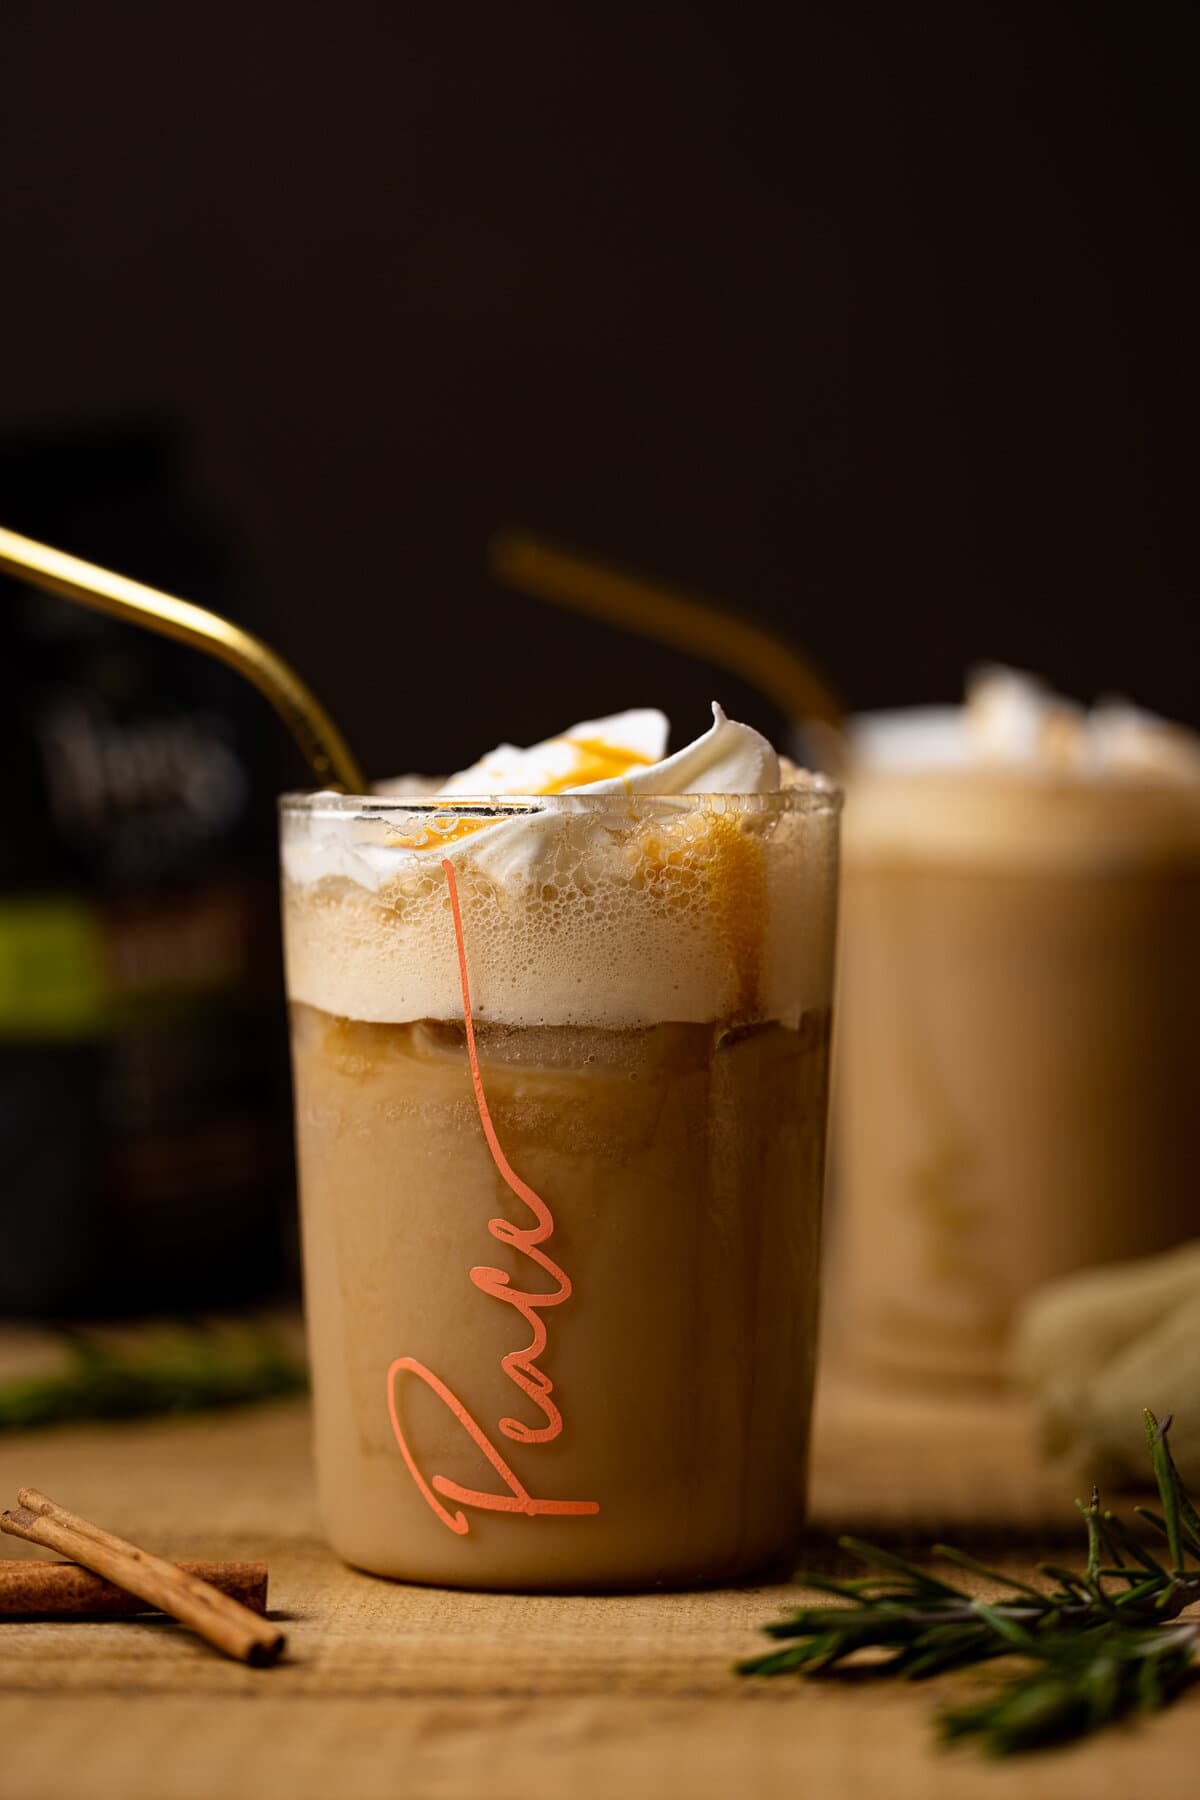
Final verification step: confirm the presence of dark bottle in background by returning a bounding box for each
[0,427,294,1315]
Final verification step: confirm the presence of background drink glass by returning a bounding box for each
[281,784,839,1590]
[830,766,1200,1385]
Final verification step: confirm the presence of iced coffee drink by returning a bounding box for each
[282,707,839,1588]
[831,671,1200,1384]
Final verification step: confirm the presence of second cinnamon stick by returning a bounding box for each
[0,1558,267,1618]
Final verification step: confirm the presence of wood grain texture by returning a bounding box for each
[0,1366,1196,1799]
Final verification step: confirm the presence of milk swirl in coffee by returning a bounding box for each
[283,708,840,1588]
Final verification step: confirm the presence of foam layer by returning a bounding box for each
[844,770,1200,869]
[846,669,1200,869]
[281,707,839,1028]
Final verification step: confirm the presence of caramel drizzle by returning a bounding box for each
[535,735,653,793]
[389,735,654,848]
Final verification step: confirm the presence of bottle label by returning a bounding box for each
[0,898,105,1037]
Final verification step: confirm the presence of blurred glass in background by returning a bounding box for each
[826,672,1200,1384]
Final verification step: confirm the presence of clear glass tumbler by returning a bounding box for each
[281,783,840,1589]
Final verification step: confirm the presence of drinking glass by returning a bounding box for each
[281,784,840,1588]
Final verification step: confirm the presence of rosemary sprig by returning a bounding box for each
[739,1410,1200,1755]
[0,1320,307,1431]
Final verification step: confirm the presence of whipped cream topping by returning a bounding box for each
[845,669,1200,869]
[852,667,1200,781]
[440,703,780,799]
[440,704,780,893]
[286,705,782,893]
[281,706,837,1029]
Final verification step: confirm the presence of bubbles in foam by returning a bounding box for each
[282,705,837,1029]
[283,794,838,1030]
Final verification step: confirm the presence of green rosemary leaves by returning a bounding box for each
[739,1410,1200,1755]
[0,1320,307,1431]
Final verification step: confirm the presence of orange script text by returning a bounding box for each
[386,857,600,1535]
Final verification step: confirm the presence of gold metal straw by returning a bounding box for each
[0,524,366,793]
[489,528,844,728]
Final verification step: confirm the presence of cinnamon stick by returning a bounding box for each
[0,1559,267,1618]
[1,1489,285,1666]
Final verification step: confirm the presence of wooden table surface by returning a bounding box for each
[1,1365,1196,1800]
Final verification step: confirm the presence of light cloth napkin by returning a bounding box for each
[1014,1240,1200,1486]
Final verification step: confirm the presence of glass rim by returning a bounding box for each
[280,779,842,822]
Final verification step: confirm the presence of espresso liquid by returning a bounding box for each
[291,1002,830,1589]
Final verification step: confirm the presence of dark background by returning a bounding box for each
[2,3,1195,778]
